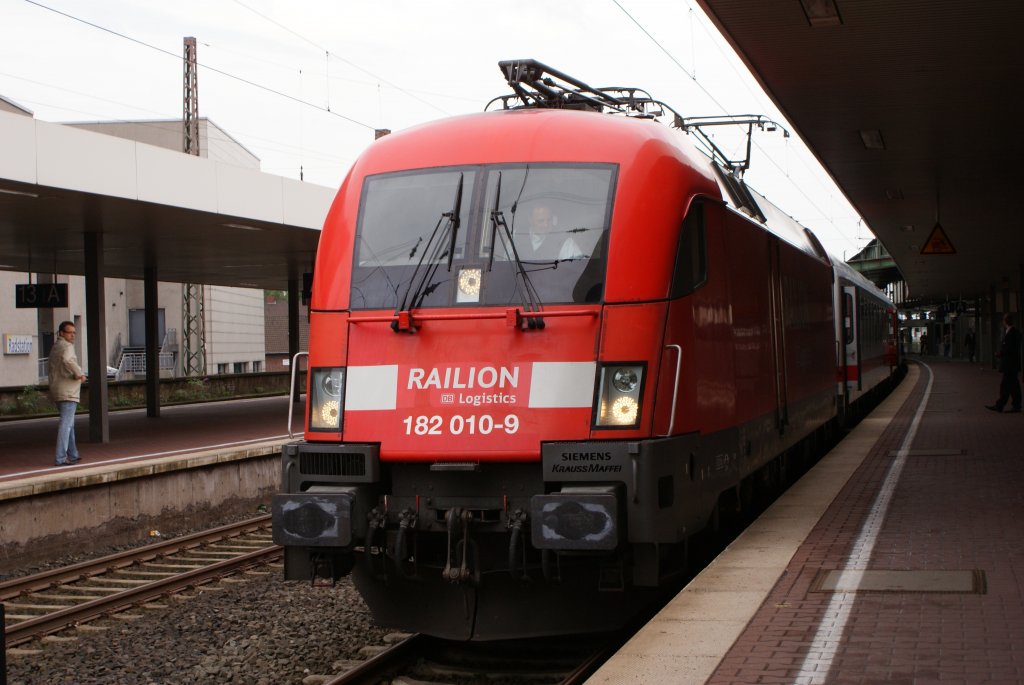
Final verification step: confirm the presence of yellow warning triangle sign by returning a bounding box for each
[921,222,955,254]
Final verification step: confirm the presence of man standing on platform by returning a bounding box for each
[47,321,87,465]
[986,314,1021,413]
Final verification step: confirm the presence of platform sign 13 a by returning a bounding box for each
[15,283,68,308]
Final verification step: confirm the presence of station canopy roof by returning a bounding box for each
[696,0,1024,303]
[0,109,334,290]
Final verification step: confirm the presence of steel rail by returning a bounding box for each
[322,632,612,685]
[322,633,429,685]
[5,544,281,646]
[559,645,618,685]
[0,514,271,602]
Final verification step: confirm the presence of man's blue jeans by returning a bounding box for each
[55,400,79,464]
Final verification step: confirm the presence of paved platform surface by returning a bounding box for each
[0,395,302,485]
[589,359,1023,684]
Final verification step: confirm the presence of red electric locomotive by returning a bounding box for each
[272,60,900,640]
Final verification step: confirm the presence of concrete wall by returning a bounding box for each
[0,272,91,386]
[122,279,184,347]
[0,448,282,569]
[67,118,260,168]
[0,271,41,386]
[205,286,266,374]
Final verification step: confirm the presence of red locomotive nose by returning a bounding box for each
[341,314,603,461]
[275,59,899,641]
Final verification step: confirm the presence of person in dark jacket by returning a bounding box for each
[965,328,976,362]
[986,314,1021,413]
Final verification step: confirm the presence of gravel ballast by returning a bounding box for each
[5,569,392,684]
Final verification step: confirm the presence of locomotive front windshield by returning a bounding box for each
[351,163,615,309]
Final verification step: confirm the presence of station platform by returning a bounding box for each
[588,358,1023,684]
[0,395,300,486]
[0,395,304,567]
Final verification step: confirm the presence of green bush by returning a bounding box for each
[17,386,47,413]
[110,394,135,408]
[169,388,193,402]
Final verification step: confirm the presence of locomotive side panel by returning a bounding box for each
[706,205,834,479]
[311,174,358,313]
[777,238,838,442]
[602,140,715,303]
[719,205,775,431]
[594,302,668,439]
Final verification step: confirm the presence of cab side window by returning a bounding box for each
[670,201,707,298]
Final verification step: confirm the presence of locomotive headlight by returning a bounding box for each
[310,367,345,431]
[456,267,482,303]
[320,400,340,425]
[595,364,644,428]
[321,372,343,397]
[612,368,638,393]
[610,396,639,423]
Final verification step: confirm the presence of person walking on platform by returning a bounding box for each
[965,328,976,362]
[47,321,87,465]
[986,314,1021,413]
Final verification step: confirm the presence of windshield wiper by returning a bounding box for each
[392,173,463,331]
[446,173,463,271]
[488,172,545,329]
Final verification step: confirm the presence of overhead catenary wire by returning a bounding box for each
[680,5,858,222]
[611,0,868,253]
[200,38,481,104]
[23,0,376,130]
[228,0,451,117]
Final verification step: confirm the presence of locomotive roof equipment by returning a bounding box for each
[488,58,789,176]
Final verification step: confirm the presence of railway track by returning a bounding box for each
[1,514,280,647]
[326,632,617,685]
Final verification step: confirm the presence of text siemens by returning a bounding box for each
[560,452,613,461]
[408,366,519,390]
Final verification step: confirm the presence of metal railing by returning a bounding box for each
[161,328,178,350]
[287,351,308,439]
[119,351,175,376]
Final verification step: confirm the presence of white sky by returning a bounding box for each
[0,0,875,259]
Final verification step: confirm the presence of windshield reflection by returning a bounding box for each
[351,163,615,310]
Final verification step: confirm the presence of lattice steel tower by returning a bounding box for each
[181,36,206,376]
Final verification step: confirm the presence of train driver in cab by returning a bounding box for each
[521,204,584,261]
